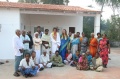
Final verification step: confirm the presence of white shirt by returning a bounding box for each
[40,54,49,64]
[96,57,103,67]
[19,58,35,68]
[13,35,24,56]
[67,53,72,61]
[20,35,30,50]
[31,56,36,64]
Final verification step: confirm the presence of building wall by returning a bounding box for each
[20,14,83,36]
[0,8,20,59]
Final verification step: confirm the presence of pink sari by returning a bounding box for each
[99,38,109,65]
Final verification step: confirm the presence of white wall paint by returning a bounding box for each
[94,14,100,37]
[0,8,20,59]
[20,14,83,36]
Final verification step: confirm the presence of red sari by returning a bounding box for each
[89,38,98,57]
[99,38,109,65]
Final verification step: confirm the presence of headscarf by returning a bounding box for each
[34,32,39,38]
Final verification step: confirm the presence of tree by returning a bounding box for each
[95,0,120,15]
[105,15,120,41]
[18,0,38,3]
[18,0,69,5]
[41,0,69,5]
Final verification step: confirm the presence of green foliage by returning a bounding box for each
[18,0,69,5]
[83,17,94,39]
[18,0,38,3]
[95,0,120,14]
[41,0,69,5]
[105,15,120,41]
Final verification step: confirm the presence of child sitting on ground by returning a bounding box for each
[31,51,44,71]
[64,50,72,65]
[85,50,92,68]
[71,51,81,67]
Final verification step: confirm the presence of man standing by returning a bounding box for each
[20,30,30,57]
[76,32,80,38]
[13,29,24,77]
[97,32,102,43]
[37,26,43,38]
[27,31,33,53]
[41,29,51,55]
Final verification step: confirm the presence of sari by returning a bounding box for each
[59,35,70,61]
[89,38,98,57]
[77,57,88,70]
[80,37,88,53]
[67,36,73,50]
[71,38,80,54]
[99,38,109,65]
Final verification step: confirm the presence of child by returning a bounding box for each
[64,50,72,65]
[86,50,92,67]
[31,51,44,71]
[70,51,81,67]
[19,53,38,78]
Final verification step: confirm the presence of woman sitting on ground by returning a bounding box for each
[19,53,38,78]
[91,53,103,72]
[76,53,88,70]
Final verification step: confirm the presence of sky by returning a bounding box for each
[0,0,113,19]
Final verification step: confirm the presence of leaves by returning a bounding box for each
[18,0,69,5]
[105,16,120,41]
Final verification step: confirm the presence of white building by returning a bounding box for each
[0,1,101,59]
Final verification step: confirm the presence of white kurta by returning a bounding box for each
[50,32,61,54]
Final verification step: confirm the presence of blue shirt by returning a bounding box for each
[87,55,92,65]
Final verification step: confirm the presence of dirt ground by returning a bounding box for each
[0,48,120,79]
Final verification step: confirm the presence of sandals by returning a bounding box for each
[13,72,20,77]
[0,62,4,65]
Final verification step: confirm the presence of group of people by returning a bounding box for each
[13,26,110,78]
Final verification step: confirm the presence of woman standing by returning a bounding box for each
[80,32,88,54]
[71,34,80,55]
[59,29,70,61]
[33,32,42,64]
[89,33,98,57]
[50,27,61,56]
[99,34,110,68]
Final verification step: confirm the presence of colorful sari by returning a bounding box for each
[77,57,88,70]
[99,38,109,65]
[71,38,80,54]
[89,38,98,57]
[60,35,70,61]
[80,37,88,53]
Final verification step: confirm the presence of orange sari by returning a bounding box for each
[89,38,98,57]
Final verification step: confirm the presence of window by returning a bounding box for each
[69,27,75,33]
